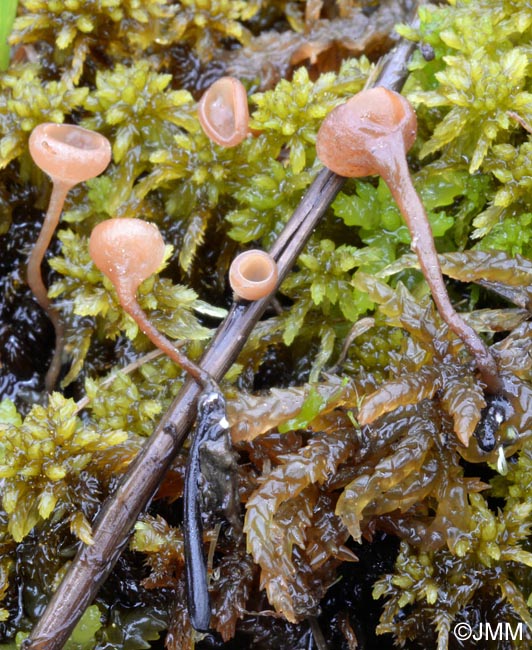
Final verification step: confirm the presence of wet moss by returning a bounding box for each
[1,0,532,648]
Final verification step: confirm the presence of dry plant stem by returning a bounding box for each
[24,27,418,650]
[381,148,502,394]
[507,110,532,134]
[373,26,417,91]
[27,180,70,391]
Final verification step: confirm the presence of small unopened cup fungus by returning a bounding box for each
[229,249,278,301]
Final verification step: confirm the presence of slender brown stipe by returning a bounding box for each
[316,87,501,394]
[198,76,249,147]
[28,123,112,391]
[89,218,216,390]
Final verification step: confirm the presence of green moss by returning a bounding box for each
[64,606,103,650]
[474,142,532,242]
[411,47,531,173]
[0,394,128,542]
[400,0,532,255]
[373,491,532,648]
[250,60,372,174]
[172,0,261,60]
[11,0,179,77]
[0,66,88,167]
[83,61,195,163]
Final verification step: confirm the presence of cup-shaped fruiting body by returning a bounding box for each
[89,218,166,310]
[89,218,215,389]
[316,87,501,396]
[29,123,112,186]
[316,86,417,178]
[229,250,278,301]
[198,76,249,147]
[28,122,112,391]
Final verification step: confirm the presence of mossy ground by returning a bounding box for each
[1,1,532,648]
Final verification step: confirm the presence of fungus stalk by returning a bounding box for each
[26,180,69,390]
[120,298,215,389]
[317,87,501,394]
[28,123,112,391]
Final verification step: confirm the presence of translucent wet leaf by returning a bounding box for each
[226,376,352,443]
[244,430,355,622]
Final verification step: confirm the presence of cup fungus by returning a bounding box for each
[90,218,229,630]
[316,87,501,394]
[28,122,112,391]
[89,218,215,389]
[198,76,250,147]
[229,249,278,301]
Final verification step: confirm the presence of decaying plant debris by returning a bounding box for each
[1,1,532,649]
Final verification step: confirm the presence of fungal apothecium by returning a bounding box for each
[88,217,216,390]
[228,249,278,301]
[28,122,112,391]
[198,76,249,147]
[316,87,501,394]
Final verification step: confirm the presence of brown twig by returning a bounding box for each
[24,25,418,650]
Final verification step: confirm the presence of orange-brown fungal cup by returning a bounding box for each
[89,218,215,389]
[229,250,278,301]
[198,76,250,147]
[29,122,112,186]
[89,218,166,310]
[316,87,501,396]
[28,123,112,391]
